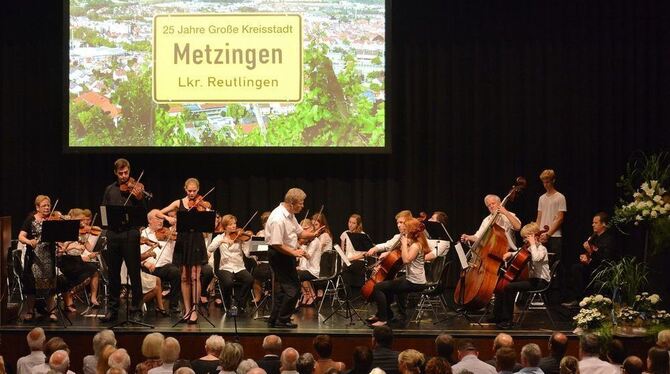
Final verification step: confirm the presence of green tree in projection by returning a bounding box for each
[111,66,153,145]
[69,100,116,146]
[226,104,248,125]
[72,27,115,48]
[154,107,199,146]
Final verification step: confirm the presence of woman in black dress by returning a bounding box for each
[159,178,209,323]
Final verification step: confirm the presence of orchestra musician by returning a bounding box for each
[340,214,367,297]
[207,214,254,313]
[140,209,181,314]
[296,219,322,307]
[561,212,621,308]
[366,217,435,326]
[17,195,58,322]
[265,188,321,328]
[535,169,567,260]
[460,194,522,252]
[157,178,209,323]
[492,222,550,329]
[100,158,146,323]
[311,213,332,299]
[58,208,100,312]
[251,211,272,303]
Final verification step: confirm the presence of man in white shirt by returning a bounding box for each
[536,169,567,259]
[148,337,180,374]
[578,334,619,374]
[451,339,497,374]
[141,209,180,313]
[461,194,522,250]
[265,188,321,328]
[17,328,46,374]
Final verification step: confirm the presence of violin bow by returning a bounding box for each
[187,186,215,212]
[82,212,99,244]
[123,170,145,206]
[313,205,325,234]
[232,210,258,241]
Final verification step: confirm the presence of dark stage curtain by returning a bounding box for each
[2,0,669,269]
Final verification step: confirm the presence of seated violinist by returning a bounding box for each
[492,222,550,329]
[58,209,100,312]
[341,214,367,296]
[207,214,254,313]
[296,219,322,306]
[140,209,181,314]
[562,212,621,308]
[251,211,272,303]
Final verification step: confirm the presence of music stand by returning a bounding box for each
[436,242,480,325]
[41,220,80,328]
[249,237,274,320]
[322,245,364,325]
[173,210,216,327]
[101,205,153,329]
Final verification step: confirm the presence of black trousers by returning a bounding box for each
[201,264,214,297]
[215,268,253,307]
[494,278,548,322]
[372,276,425,321]
[269,249,300,324]
[104,229,142,312]
[145,263,181,305]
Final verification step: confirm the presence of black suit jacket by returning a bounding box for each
[539,355,561,374]
[372,347,399,374]
[258,355,281,374]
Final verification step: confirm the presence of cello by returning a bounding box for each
[360,235,404,301]
[494,225,548,293]
[453,177,527,310]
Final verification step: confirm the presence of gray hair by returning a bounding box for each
[484,194,501,205]
[262,335,282,354]
[296,353,316,374]
[520,343,542,367]
[280,348,299,371]
[284,188,306,204]
[205,335,225,356]
[175,369,196,374]
[27,327,46,351]
[160,337,181,364]
[236,359,259,374]
[369,369,386,374]
[108,348,130,370]
[48,350,70,374]
[93,330,117,358]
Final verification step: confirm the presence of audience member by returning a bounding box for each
[258,336,283,374]
[313,335,345,374]
[175,369,196,374]
[237,360,259,374]
[192,335,225,374]
[657,330,670,350]
[106,368,127,374]
[148,337,180,374]
[17,328,46,374]
[369,369,385,374]
[539,332,568,374]
[220,343,244,374]
[606,339,626,370]
[646,346,669,374]
[559,356,579,374]
[47,350,70,374]
[622,356,643,374]
[136,333,165,374]
[296,353,316,374]
[371,326,399,374]
[345,346,373,374]
[247,369,267,374]
[33,337,71,374]
[173,360,193,373]
[397,350,424,374]
[517,343,543,374]
[84,330,117,374]
[97,345,117,374]
[423,357,451,374]
[495,347,516,374]
[434,334,456,366]
[0,355,6,374]
[484,333,522,372]
[578,333,618,374]
[280,348,300,374]
[451,339,496,374]
[108,349,131,371]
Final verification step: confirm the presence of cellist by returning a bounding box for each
[460,194,522,251]
[492,222,550,329]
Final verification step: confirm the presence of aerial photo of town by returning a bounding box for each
[69,0,386,148]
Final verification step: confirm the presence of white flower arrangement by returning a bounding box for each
[579,294,613,309]
[649,309,670,325]
[615,180,669,226]
[574,307,608,329]
[617,306,641,324]
[634,292,662,314]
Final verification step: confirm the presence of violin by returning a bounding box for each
[187,195,212,211]
[140,236,160,249]
[79,225,102,236]
[120,177,153,200]
[228,229,254,243]
[155,227,177,241]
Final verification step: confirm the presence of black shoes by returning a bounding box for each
[268,320,298,328]
[99,312,118,323]
[496,321,516,330]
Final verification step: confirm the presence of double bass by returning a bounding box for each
[453,177,527,310]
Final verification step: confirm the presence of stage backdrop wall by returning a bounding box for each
[2,1,669,280]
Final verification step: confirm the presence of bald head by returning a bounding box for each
[108,348,131,370]
[27,327,46,351]
[263,335,283,355]
[493,333,514,351]
[549,332,568,357]
[281,348,299,371]
[623,356,644,374]
[49,350,70,374]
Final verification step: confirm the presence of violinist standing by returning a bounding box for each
[100,158,146,323]
[17,195,58,322]
[265,188,321,328]
[493,222,550,329]
[140,209,180,315]
[158,177,209,323]
[207,214,254,312]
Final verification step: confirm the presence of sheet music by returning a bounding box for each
[428,239,450,257]
[334,244,351,267]
[454,242,468,269]
[100,206,108,227]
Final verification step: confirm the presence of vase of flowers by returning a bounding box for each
[573,294,613,334]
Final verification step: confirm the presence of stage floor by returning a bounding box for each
[1,295,576,337]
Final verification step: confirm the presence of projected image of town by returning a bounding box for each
[68,0,386,149]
